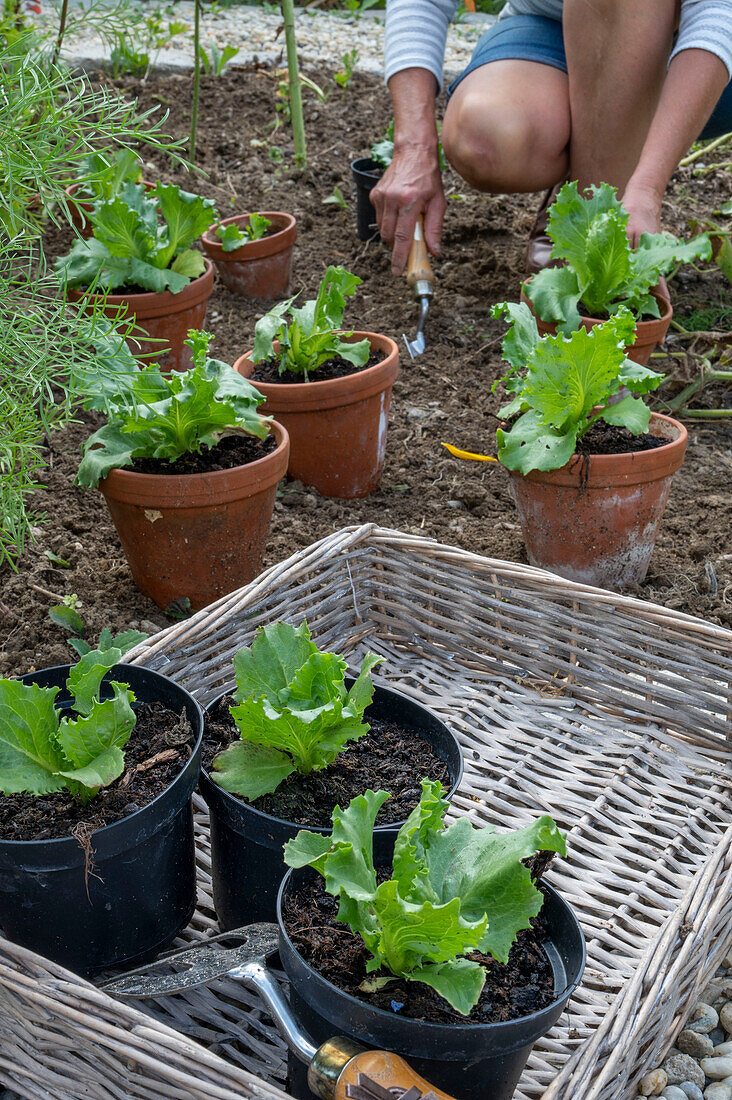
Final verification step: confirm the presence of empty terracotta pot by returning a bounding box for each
[67,260,214,373]
[64,180,154,238]
[233,332,399,498]
[201,212,296,299]
[521,282,673,366]
[99,421,289,610]
[508,412,687,590]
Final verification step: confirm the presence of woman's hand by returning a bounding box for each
[372,140,446,275]
[622,179,663,246]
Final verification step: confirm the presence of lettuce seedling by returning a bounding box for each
[211,620,383,801]
[216,213,272,251]
[371,119,447,172]
[0,647,137,802]
[76,329,271,487]
[526,181,712,333]
[252,265,371,379]
[56,181,216,294]
[444,304,664,476]
[285,779,566,1015]
[76,149,142,201]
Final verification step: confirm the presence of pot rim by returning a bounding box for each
[67,257,214,313]
[234,332,400,412]
[201,211,297,259]
[507,411,687,487]
[199,678,464,835]
[0,663,203,851]
[99,420,289,504]
[276,869,587,1037]
[350,157,383,175]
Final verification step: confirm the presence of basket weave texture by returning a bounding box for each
[1,524,730,1100]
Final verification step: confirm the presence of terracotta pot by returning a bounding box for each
[67,259,214,373]
[99,421,290,610]
[64,179,154,238]
[508,412,687,590]
[521,282,673,366]
[201,212,296,299]
[233,332,399,498]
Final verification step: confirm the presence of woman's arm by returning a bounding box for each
[374,0,456,273]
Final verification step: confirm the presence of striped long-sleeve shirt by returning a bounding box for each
[384,0,732,88]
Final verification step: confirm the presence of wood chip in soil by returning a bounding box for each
[203,695,450,827]
[0,702,194,842]
[282,873,555,1025]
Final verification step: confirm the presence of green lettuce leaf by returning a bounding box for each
[92,191,158,260]
[0,680,67,795]
[171,249,206,278]
[212,623,383,799]
[154,183,216,268]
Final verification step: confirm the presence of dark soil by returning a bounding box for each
[251,349,385,385]
[282,873,555,1024]
[576,422,668,456]
[2,65,730,680]
[131,433,277,475]
[203,695,450,826]
[0,701,194,841]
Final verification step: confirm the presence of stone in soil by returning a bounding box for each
[701,1058,732,1080]
[664,1088,692,1100]
[687,1003,719,1034]
[678,1084,705,1100]
[703,1086,732,1100]
[678,1030,715,1058]
[720,1002,732,1034]
[641,1070,669,1096]
[663,1054,706,1089]
[714,1043,732,1057]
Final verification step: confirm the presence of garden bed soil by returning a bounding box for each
[2,65,730,681]
[131,433,277,476]
[203,695,449,827]
[0,702,194,841]
[575,422,667,456]
[251,349,384,385]
[282,873,554,1025]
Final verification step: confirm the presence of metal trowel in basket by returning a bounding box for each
[102,923,455,1100]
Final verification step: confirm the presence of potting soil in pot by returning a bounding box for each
[203,695,450,827]
[131,434,277,476]
[282,873,556,1024]
[0,702,195,841]
[251,349,385,385]
[574,422,668,456]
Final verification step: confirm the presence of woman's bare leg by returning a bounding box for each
[563,0,677,192]
[442,59,570,193]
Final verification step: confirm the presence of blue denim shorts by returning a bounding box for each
[447,12,732,140]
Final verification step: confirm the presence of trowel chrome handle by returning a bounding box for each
[234,960,457,1100]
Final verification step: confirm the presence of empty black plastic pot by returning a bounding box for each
[0,664,203,977]
[351,158,382,241]
[278,868,586,1100]
[199,680,463,929]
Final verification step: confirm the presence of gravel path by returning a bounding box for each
[39,2,491,81]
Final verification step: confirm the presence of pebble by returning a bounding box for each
[715,1043,732,1057]
[664,1054,705,1089]
[703,1086,732,1100]
[665,1088,693,1100]
[678,1031,715,1058]
[640,1070,668,1095]
[701,1058,732,1080]
[720,1003,732,1034]
[139,619,164,636]
[712,1030,728,1046]
[678,1084,705,1100]
[687,1004,719,1034]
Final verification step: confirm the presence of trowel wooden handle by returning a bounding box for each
[406,216,434,290]
[335,1049,457,1100]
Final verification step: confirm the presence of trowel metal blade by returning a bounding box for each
[100,922,279,999]
[403,332,425,359]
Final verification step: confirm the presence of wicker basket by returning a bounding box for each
[1,524,730,1100]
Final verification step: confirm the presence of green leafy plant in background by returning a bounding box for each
[444,304,663,475]
[211,620,383,801]
[199,41,238,75]
[335,48,358,93]
[77,149,143,201]
[76,329,271,487]
[56,182,215,293]
[48,599,147,658]
[0,647,137,801]
[526,181,712,333]
[253,265,370,379]
[285,779,566,1015]
[371,119,447,172]
[215,212,271,251]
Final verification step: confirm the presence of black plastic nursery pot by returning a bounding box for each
[278,869,586,1100]
[0,664,203,978]
[350,158,382,241]
[199,680,464,930]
